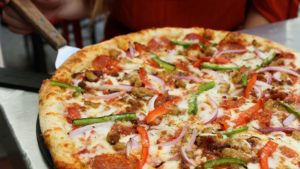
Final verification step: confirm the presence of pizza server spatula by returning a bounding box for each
[9,0,80,68]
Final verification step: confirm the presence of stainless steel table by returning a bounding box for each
[0,17,300,169]
[241,17,300,51]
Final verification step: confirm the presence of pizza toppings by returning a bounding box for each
[280,146,298,158]
[44,29,300,168]
[277,100,300,118]
[259,140,278,169]
[92,55,121,75]
[233,99,263,127]
[257,66,300,77]
[244,73,257,98]
[203,157,246,169]
[66,104,82,122]
[171,40,197,49]
[145,97,180,124]
[255,126,300,134]
[91,154,137,169]
[203,96,219,124]
[201,62,239,71]
[221,126,249,137]
[160,125,188,146]
[258,52,278,68]
[136,126,150,169]
[73,113,137,126]
[50,80,83,95]
[151,53,176,71]
[188,81,216,115]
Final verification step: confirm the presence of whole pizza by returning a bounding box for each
[39,27,300,169]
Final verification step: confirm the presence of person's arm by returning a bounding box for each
[1,0,91,34]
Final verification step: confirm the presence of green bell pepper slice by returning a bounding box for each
[188,81,216,115]
[277,101,300,118]
[151,54,176,71]
[50,80,83,94]
[73,113,137,126]
[201,62,239,71]
[204,157,246,169]
[221,126,249,137]
[241,74,248,87]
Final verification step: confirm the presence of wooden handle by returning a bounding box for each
[9,0,67,50]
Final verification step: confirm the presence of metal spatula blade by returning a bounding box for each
[55,46,80,68]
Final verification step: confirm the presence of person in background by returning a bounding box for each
[1,0,299,39]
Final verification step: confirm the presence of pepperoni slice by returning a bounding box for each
[66,104,81,122]
[92,55,122,75]
[147,37,175,50]
[91,154,137,169]
[276,52,295,59]
[218,33,246,50]
[134,42,148,53]
[184,33,208,44]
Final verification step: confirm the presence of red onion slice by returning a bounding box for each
[204,96,219,124]
[273,72,282,81]
[127,43,137,58]
[254,49,268,59]
[148,75,166,93]
[180,147,196,166]
[255,127,300,134]
[69,122,113,139]
[265,72,272,84]
[84,92,125,100]
[213,49,248,58]
[186,129,197,151]
[173,75,202,83]
[147,95,158,112]
[160,125,188,146]
[126,136,141,157]
[283,114,297,127]
[97,84,133,91]
[257,66,300,77]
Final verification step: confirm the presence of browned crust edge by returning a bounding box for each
[38,27,299,169]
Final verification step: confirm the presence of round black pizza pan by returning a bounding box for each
[36,116,54,169]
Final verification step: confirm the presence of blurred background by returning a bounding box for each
[0,17,105,73]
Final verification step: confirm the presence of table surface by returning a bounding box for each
[240,17,300,51]
[1,17,300,169]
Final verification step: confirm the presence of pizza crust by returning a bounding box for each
[39,27,299,169]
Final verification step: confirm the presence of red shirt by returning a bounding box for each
[105,0,299,39]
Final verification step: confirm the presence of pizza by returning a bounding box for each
[39,27,300,169]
